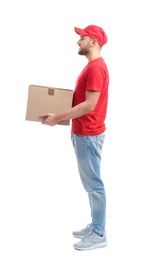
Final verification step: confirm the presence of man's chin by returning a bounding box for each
[78,50,84,55]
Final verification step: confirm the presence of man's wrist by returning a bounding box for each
[56,112,68,123]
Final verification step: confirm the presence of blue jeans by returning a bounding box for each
[71,132,106,236]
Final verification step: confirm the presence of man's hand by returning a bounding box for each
[40,113,60,126]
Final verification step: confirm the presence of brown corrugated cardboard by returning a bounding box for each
[25,85,73,125]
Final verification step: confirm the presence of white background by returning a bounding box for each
[0,0,143,259]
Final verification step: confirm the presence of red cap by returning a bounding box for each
[74,25,107,46]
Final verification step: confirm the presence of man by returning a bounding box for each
[41,25,109,250]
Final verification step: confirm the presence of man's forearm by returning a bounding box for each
[56,101,94,122]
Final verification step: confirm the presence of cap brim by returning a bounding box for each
[74,27,86,36]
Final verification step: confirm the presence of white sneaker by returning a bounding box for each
[72,224,92,238]
[73,232,107,250]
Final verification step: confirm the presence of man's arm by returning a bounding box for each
[40,90,100,126]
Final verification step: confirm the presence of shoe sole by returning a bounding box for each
[73,242,107,251]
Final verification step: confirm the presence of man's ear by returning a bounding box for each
[91,39,96,47]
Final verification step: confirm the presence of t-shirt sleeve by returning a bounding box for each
[86,65,104,92]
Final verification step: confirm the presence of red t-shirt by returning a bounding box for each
[71,57,109,136]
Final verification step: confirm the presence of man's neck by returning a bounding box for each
[86,52,101,62]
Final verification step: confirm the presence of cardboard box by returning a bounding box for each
[25,85,73,125]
